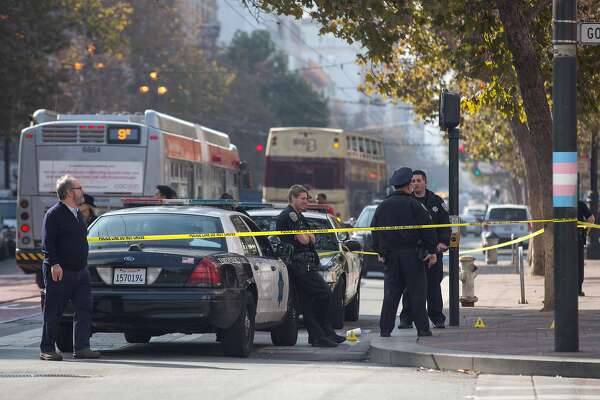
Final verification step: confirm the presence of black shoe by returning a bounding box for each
[73,348,101,359]
[329,333,346,344]
[40,351,62,361]
[380,332,391,337]
[433,322,446,329]
[417,330,432,337]
[579,291,585,297]
[311,336,338,347]
[398,320,413,329]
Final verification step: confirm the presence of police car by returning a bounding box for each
[57,199,297,358]
[247,207,363,329]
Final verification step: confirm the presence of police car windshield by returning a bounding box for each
[88,213,226,251]
[251,215,339,251]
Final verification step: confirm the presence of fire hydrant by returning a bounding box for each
[459,255,478,307]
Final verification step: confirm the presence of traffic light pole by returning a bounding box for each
[553,0,578,352]
[448,126,460,326]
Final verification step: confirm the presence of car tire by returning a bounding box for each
[331,277,346,329]
[222,293,255,358]
[124,332,152,344]
[270,299,298,346]
[344,279,360,322]
[56,321,73,353]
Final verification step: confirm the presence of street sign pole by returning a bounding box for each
[448,126,460,326]
[553,0,579,352]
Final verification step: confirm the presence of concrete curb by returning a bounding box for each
[368,337,600,378]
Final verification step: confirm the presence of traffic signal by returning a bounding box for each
[255,144,264,152]
[471,163,481,177]
[458,143,465,161]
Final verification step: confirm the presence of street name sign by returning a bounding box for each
[579,22,600,44]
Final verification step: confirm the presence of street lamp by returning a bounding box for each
[139,85,150,94]
[157,86,168,95]
[149,71,158,81]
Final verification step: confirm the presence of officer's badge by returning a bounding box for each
[289,211,298,222]
[432,206,439,212]
[441,202,448,212]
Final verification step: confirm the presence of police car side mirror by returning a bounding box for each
[343,240,362,252]
[268,236,282,253]
[336,232,350,242]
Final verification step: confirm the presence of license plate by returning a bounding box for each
[113,268,146,285]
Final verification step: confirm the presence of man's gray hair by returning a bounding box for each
[56,175,78,200]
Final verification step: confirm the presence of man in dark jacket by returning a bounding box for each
[399,170,451,329]
[371,167,437,337]
[40,175,100,361]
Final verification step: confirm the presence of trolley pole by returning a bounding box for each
[552,0,579,352]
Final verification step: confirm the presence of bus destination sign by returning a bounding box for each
[107,126,141,144]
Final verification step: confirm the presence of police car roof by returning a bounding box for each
[100,205,243,218]
[246,208,329,220]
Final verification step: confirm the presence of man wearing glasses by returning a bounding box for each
[40,175,100,361]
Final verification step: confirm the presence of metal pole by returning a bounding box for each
[587,134,600,258]
[511,233,517,273]
[552,0,579,352]
[519,245,527,304]
[448,126,460,326]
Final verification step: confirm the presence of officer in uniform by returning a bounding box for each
[371,167,437,337]
[276,184,346,347]
[399,170,451,329]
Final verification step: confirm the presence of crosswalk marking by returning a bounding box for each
[469,375,600,400]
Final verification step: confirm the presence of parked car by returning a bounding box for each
[247,208,363,329]
[481,204,531,249]
[59,203,299,357]
[350,205,384,276]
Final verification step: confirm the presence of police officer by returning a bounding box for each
[276,185,345,347]
[578,200,595,296]
[399,170,451,329]
[371,167,437,337]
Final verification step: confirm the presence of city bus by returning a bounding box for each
[263,127,387,219]
[16,109,241,285]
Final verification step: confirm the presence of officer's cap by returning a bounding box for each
[389,167,413,187]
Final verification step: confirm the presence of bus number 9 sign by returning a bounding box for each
[107,126,141,144]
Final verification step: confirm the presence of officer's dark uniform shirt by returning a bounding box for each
[371,191,437,256]
[276,205,318,260]
[415,189,451,250]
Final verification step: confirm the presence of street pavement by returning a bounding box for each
[1,241,600,399]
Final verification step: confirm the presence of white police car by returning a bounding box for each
[58,199,297,358]
[247,207,363,329]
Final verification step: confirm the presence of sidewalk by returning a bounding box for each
[0,258,38,304]
[369,259,600,378]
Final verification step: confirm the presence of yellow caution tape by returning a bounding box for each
[87,218,577,243]
[459,228,544,254]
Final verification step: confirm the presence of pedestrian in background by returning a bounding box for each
[40,175,100,361]
[276,185,345,347]
[578,200,595,296]
[316,193,335,215]
[399,170,450,329]
[371,167,437,337]
[154,185,177,199]
[79,194,97,227]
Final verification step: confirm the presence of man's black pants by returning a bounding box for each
[380,250,429,334]
[400,254,445,326]
[289,266,334,340]
[40,265,92,353]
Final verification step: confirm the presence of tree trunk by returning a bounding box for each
[497,0,555,310]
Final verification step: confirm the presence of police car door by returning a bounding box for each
[240,215,289,321]
[230,215,276,324]
[332,216,360,298]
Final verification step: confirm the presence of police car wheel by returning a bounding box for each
[270,299,298,346]
[344,279,360,322]
[56,322,73,353]
[332,277,346,330]
[124,332,152,344]
[222,293,255,357]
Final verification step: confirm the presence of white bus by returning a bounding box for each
[263,127,387,219]
[16,109,241,285]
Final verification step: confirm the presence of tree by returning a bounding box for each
[250,0,600,309]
